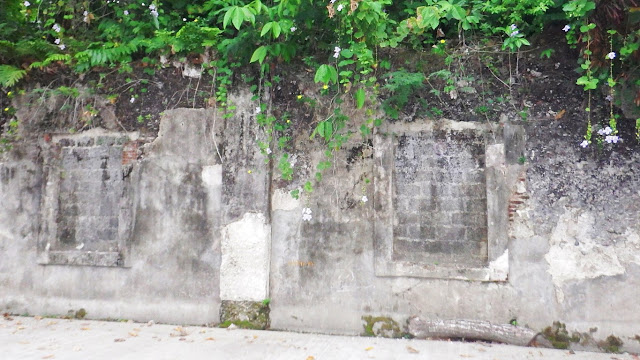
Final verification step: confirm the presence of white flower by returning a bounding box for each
[149,4,156,10]
[130,97,135,103]
[54,38,61,44]
[510,30,519,37]
[605,135,620,144]
[266,148,272,154]
[52,24,61,32]
[605,95,613,102]
[183,18,187,21]
[124,10,130,15]
[337,4,344,11]
[150,9,158,17]
[255,106,261,114]
[290,26,296,32]
[510,24,517,30]
[361,195,368,203]
[562,25,570,32]
[142,3,145,6]
[580,140,589,148]
[333,46,341,58]
[58,44,65,50]
[606,52,616,60]
[83,11,88,16]
[330,0,336,3]
[23,1,30,6]
[302,207,313,221]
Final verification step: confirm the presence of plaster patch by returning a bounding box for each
[201,165,222,188]
[617,229,640,266]
[220,212,271,301]
[271,189,300,211]
[545,209,625,303]
[485,250,509,281]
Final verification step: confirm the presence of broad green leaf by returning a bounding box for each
[232,8,245,30]
[250,46,268,64]
[355,88,365,109]
[260,22,273,37]
[272,22,281,39]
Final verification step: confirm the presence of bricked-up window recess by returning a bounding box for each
[374,121,510,281]
[38,132,139,267]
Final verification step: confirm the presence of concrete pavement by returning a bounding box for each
[1,316,635,360]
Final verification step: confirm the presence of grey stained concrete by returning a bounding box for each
[0,317,633,360]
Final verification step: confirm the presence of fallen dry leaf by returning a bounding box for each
[306,356,315,360]
[365,346,374,351]
[34,316,43,320]
[407,346,419,353]
[253,335,258,339]
[132,328,141,332]
[128,331,138,337]
[46,321,58,326]
[205,337,215,341]
[114,338,126,342]
[199,330,206,334]
[80,327,90,331]
[555,109,566,120]
[42,355,54,359]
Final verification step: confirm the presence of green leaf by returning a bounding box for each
[355,88,365,109]
[0,65,26,88]
[260,22,273,37]
[232,8,245,30]
[272,22,281,39]
[314,64,338,84]
[250,46,268,64]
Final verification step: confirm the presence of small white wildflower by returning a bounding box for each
[130,97,135,103]
[562,25,570,32]
[58,44,65,50]
[330,0,336,3]
[83,10,88,16]
[302,207,313,221]
[24,1,30,6]
[124,10,130,15]
[52,24,61,32]
[337,4,344,11]
[255,106,261,114]
[150,9,158,17]
[361,195,368,203]
[266,148,272,154]
[141,3,145,6]
[54,38,61,44]
[606,52,616,60]
[605,135,620,144]
[580,140,589,148]
[183,17,187,21]
[290,26,296,32]
[333,46,341,58]
[605,95,613,102]
[510,24,517,30]
[149,4,156,10]
[510,30,519,37]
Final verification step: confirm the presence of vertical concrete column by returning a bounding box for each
[218,91,271,329]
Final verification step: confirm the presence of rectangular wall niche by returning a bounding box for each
[38,132,138,267]
[374,121,509,281]
[393,132,488,265]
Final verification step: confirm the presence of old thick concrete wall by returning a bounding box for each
[1,89,639,351]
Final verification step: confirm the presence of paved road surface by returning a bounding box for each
[1,316,635,359]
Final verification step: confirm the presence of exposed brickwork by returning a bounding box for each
[392,131,488,265]
[122,141,140,165]
[508,173,529,221]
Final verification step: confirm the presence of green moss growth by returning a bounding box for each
[362,315,402,338]
[218,320,263,330]
[599,335,623,353]
[75,308,87,319]
[543,321,572,349]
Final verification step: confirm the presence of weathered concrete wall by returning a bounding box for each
[1,89,639,351]
[1,108,225,324]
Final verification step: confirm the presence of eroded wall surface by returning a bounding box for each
[1,91,639,351]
